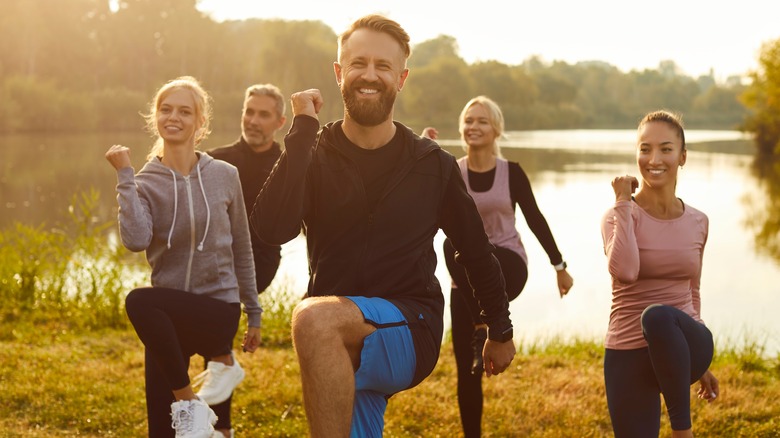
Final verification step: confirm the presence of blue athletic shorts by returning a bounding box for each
[346,296,416,438]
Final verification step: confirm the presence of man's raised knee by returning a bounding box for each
[291,297,350,340]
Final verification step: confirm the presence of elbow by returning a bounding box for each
[252,219,289,246]
[255,230,285,246]
[121,235,150,252]
[615,274,639,284]
[612,270,639,284]
[608,263,639,284]
[124,242,148,253]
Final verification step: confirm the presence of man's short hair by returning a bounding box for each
[244,84,285,118]
[338,14,411,61]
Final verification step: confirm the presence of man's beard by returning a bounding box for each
[341,80,396,127]
[242,128,270,148]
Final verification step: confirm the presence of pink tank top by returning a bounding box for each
[458,157,527,264]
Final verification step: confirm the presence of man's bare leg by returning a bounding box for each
[291,296,375,438]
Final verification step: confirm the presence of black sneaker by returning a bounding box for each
[471,327,488,375]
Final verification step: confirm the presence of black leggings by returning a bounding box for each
[604,304,714,437]
[443,238,528,438]
[125,287,241,437]
[200,246,280,430]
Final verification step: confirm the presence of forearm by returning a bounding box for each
[250,115,318,245]
[115,167,152,252]
[602,201,640,282]
[230,183,261,325]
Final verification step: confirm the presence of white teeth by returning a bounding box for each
[360,88,378,94]
[648,169,664,175]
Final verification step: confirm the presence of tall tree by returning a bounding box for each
[742,38,780,157]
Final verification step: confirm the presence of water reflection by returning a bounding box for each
[2,131,778,355]
[745,158,780,265]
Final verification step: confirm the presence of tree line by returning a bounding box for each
[0,0,755,137]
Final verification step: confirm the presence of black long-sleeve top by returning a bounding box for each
[251,116,512,389]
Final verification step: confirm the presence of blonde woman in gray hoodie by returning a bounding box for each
[106,76,262,438]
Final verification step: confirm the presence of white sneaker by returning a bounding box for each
[194,355,245,405]
[170,398,217,438]
[211,429,235,438]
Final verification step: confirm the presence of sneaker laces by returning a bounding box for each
[171,403,194,433]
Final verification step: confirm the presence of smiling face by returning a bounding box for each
[241,94,286,152]
[460,103,498,152]
[156,87,202,146]
[334,28,409,127]
[636,120,687,189]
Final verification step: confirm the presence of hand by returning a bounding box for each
[697,369,719,402]
[105,144,132,170]
[482,338,516,377]
[557,269,573,298]
[290,89,324,120]
[421,127,438,139]
[611,175,638,202]
[242,326,262,353]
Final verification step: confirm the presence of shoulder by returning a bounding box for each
[506,160,522,171]
[204,154,239,175]
[683,202,709,227]
[683,202,707,217]
[207,141,241,160]
[506,160,529,182]
[135,160,161,181]
[397,122,442,155]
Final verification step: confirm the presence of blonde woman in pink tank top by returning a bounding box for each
[423,96,573,438]
[601,110,719,438]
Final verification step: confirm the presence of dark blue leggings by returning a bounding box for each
[125,287,240,437]
[604,304,713,437]
[444,238,528,438]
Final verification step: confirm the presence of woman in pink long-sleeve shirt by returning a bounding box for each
[601,110,719,438]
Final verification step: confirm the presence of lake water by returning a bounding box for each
[2,129,778,356]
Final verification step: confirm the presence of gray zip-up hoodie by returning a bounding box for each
[115,152,261,327]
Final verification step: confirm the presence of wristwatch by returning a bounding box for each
[488,326,514,343]
[554,261,567,272]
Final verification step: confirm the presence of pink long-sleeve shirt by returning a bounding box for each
[601,199,708,349]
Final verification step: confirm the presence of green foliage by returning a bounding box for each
[0,0,748,135]
[258,276,298,347]
[742,38,780,156]
[0,189,145,337]
[0,75,96,133]
[0,186,298,346]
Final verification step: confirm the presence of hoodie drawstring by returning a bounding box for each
[196,162,211,252]
[167,168,178,249]
[164,159,210,252]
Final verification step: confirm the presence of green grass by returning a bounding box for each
[1,192,779,436]
[1,328,778,437]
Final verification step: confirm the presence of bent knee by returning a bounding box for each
[640,304,675,333]
[291,296,350,338]
[124,288,149,316]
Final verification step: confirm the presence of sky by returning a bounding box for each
[196,0,780,81]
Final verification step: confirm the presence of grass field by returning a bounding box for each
[1,195,778,437]
[1,324,778,437]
